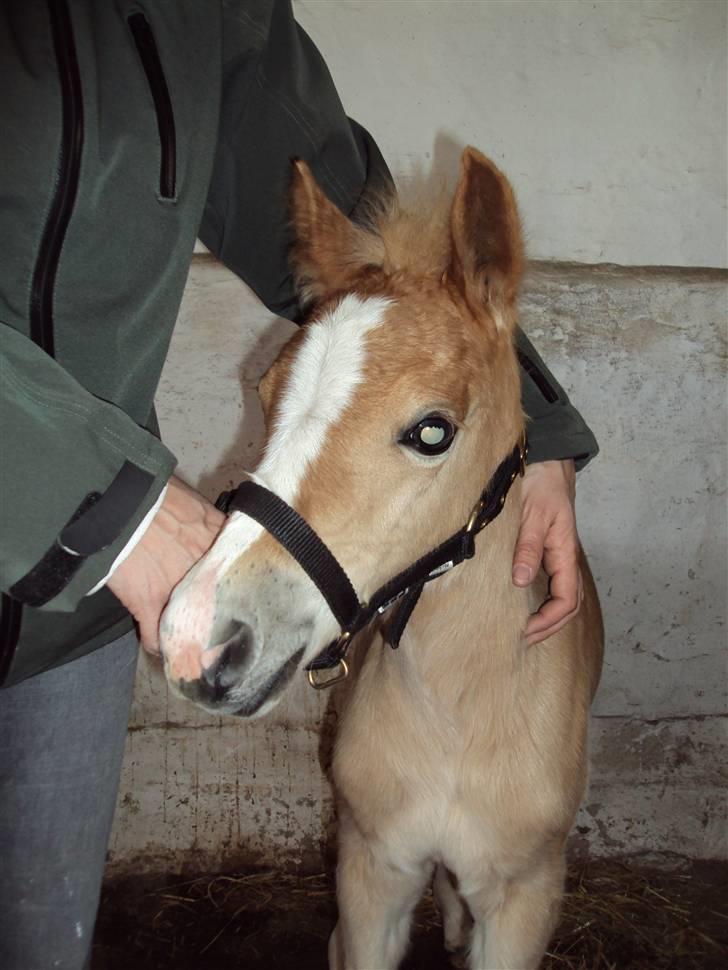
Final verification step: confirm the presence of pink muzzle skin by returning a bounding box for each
[160,562,224,686]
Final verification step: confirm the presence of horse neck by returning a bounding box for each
[388,482,529,697]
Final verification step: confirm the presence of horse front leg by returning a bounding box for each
[329,805,430,970]
[433,863,472,955]
[464,849,566,970]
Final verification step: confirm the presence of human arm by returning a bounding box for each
[512,329,598,644]
[198,0,392,322]
[0,322,177,614]
[513,459,582,645]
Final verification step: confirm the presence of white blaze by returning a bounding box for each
[206,294,391,569]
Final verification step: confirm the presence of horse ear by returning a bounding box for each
[447,148,524,331]
[290,159,372,305]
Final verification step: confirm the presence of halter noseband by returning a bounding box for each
[215,432,527,689]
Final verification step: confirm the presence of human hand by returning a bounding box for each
[108,476,226,654]
[512,459,582,645]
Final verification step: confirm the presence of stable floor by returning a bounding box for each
[92,857,727,970]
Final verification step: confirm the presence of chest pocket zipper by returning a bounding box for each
[128,12,177,199]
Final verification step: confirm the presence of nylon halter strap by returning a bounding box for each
[215,432,527,690]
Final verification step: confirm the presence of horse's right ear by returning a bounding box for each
[290,159,373,305]
[447,148,524,333]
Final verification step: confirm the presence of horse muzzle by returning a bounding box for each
[171,641,305,718]
[160,561,321,717]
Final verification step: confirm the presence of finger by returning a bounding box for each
[206,507,226,532]
[526,569,583,645]
[138,608,162,656]
[141,635,161,656]
[533,531,580,622]
[526,555,580,636]
[526,601,580,645]
[512,519,547,587]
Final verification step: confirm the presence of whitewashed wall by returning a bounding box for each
[109,0,727,872]
[297,0,727,268]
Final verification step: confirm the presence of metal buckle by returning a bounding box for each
[307,658,349,690]
[465,497,485,534]
[518,431,528,477]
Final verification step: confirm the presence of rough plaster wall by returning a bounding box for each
[108,256,727,873]
[295,0,727,268]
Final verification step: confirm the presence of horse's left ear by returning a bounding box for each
[447,148,524,332]
[290,159,377,305]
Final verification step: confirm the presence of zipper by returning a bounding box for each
[30,0,84,356]
[128,13,177,199]
[1,0,85,683]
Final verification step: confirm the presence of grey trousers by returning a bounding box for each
[0,631,139,970]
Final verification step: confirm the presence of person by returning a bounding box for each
[0,1,598,967]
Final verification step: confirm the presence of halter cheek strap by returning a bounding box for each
[216,433,527,689]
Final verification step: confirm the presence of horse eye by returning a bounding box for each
[403,415,456,456]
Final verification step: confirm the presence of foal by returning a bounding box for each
[161,147,603,969]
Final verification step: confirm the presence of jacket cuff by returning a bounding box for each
[85,483,169,596]
[516,327,599,472]
[524,407,600,472]
[9,453,175,613]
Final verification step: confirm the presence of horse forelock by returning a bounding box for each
[354,187,452,282]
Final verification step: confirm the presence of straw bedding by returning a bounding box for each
[93,857,727,969]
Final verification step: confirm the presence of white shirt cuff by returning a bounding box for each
[86,484,168,596]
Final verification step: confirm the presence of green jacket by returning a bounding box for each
[0,0,597,687]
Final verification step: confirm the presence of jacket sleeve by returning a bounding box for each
[0,323,176,612]
[516,328,599,471]
[199,0,598,470]
[198,0,391,321]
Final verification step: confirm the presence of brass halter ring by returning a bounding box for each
[306,629,352,690]
[307,658,349,690]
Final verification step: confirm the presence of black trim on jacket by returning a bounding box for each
[1,0,86,681]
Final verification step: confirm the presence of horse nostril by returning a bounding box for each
[205,620,254,692]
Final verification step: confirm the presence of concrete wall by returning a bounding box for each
[108,256,727,873]
[109,1,727,873]
[297,0,727,268]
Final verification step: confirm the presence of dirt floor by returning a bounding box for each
[93,857,727,970]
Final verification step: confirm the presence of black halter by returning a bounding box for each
[215,433,527,689]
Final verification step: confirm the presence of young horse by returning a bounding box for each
[160,147,603,969]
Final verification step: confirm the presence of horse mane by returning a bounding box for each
[352,183,452,281]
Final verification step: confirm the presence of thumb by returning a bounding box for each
[136,604,162,656]
[512,515,547,587]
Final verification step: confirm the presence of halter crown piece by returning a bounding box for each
[216,432,527,689]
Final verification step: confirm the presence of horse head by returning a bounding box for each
[160,147,525,717]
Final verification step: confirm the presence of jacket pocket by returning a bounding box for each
[128,12,176,199]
